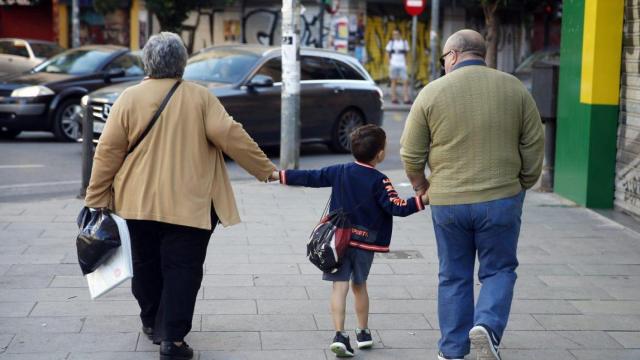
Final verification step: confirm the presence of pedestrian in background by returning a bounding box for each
[386,29,411,105]
[84,32,276,360]
[400,29,544,360]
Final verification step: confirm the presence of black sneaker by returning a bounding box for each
[330,331,354,357]
[469,324,501,360]
[141,326,161,345]
[355,328,373,349]
[160,341,194,360]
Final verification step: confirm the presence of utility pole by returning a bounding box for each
[429,0,440,81]
[317,0,325,48]
[410,15,417,99]
[280,0,301,169]
[72,0,80,48]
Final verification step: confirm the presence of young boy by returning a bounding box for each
[272,125,428,357]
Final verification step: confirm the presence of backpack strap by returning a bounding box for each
[127,80,181,155]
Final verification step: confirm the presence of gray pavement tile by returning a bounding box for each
[246,254,304,264]
[194,300,256,315]
[533,314,640,331]
[324,349,440,360]
[570,300,640,315]
[514,285,614,300]
[0,255,64,265]
[0,230,45,243]
[0,353,69,360]
[201,275,255,287]
[501,330,620,349]
[376,329,440,349]
[49,275,95,288]
[0,265,8,276]
[601,287,640,300]
[0,216,56,223]
[0,275,53,289]
[497,349,576,360]
[204,254,249,265]
[0,288,88,302]
[0,246,27,255]
[305,285,412,300]
[510,299,581,314]
[517,264,579,276]
[202,314,316,331]
[257,300,330,315]
[299,262,394,275]
[570,349,640,359]
[0,334,14,351]
[204,263,300,275]
[136,331,261,351]
[405,285,438,299]
[208,245,294,255]
[30,301,140,317]
[607,332,640,348]
[67,352,156,360]
[21,245,69,256]
[82,315,200,332]
[313,313,431,330]
[202,286,308,300]
[5,222,72,231]
[252,274,326,287]
[5,332,137,353]
[0,303,34,318]
[424,314,545,331]
[261,330,350,350]
[6,264,78,277]
[0,206,25,216]
[0,317,83,334]
[199,350,327,360]
[570,264,640,276]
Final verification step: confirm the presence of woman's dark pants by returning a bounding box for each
[127,212,217,342]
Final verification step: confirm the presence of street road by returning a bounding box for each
[0,111,410,202]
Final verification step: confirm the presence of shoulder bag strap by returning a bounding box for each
[126,80,182,155]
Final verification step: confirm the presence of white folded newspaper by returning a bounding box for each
[85,213,133,300]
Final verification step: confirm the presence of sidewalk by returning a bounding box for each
[0,169,639,360]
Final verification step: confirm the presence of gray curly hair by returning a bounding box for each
[142,32,188,79]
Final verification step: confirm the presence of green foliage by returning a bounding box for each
[93,0,128,15]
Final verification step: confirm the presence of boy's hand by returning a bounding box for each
[420,193,429,206]
[267,170,280,182]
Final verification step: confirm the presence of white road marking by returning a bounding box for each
[0,180,80,190]
[0,164,45,169]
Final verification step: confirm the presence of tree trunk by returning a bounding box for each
[483,2,499,69]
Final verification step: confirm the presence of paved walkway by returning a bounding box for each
[0,169,639,360]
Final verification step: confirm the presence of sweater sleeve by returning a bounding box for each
[375,177,425,217]
[280,166,335,188]
[400,89,431,174]
[519,91,545,189]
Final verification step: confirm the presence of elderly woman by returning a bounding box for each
[85,32,276,360]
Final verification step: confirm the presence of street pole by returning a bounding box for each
[280,0,301,169]
[71,0,80,48]
[410,15,417,99]
[318,0,325,48]
[80,102,93,198]
[429,0,440,81]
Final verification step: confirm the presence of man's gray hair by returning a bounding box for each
[142,32,188,79]
[447,29,487,58]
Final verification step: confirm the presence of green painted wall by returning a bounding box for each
[554,0,618,208]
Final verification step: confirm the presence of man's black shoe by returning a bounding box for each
[160,341,194,360]
[330,331,354,357]
[141,326,160,345]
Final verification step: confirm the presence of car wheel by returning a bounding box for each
[330,108,365,153]
[53,98,83,142]
[0,128,21,139]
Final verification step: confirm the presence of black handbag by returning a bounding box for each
[76,80,182,275]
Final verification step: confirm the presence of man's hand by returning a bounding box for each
[267,170,280,182]
[406,171,429,197]
[420,193,429,206]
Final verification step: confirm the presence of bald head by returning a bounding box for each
[444,29,486,59]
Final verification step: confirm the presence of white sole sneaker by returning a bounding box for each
[469,326,501,360]
[330,342,354,357]
[437,353,464,360]
[356,339,373,349]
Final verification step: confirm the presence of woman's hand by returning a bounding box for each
[267,171,280,182]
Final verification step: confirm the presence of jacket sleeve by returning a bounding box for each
[400,89,431,175]
[85,96,129,208]
[279,167,334,188]
[519,90,545,189]
[375,177,425,217]
[205,92,276,182]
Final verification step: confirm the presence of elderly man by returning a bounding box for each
[400,30,544,360]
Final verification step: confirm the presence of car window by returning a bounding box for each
[33,48,114,74]
[255,57,282,83]
[184,50,259,84]
[29,42,64,59]
[334,60,365,80]
[106,53,144,76]
[301,56,342,80]
[0,40,29,58]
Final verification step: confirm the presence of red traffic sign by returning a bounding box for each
[404,0,424,16]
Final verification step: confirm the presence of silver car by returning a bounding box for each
[0,38,64,77]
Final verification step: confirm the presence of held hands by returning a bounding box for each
[267,170,280,182]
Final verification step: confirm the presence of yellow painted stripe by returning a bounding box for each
[580,0,624,105]
[130,0,140,50]
[58,4,69,49]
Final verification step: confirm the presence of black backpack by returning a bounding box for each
[307,200,352,273]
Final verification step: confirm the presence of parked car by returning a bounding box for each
[0,38,64,76]
[0,45,144,141]
[513,48,560,92]
[86,45,383,152]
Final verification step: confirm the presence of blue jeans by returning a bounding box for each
[431,191,525,358]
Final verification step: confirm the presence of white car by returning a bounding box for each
[0,38,64,77]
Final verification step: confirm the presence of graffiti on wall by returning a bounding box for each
[364,16,430,85]
[242,7,330,47]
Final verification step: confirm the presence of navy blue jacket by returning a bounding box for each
[280,162,425,252]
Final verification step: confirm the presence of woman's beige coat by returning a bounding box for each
[85,78,276,229]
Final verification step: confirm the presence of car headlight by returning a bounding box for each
[11,85,54,98]
[81,95,89,107]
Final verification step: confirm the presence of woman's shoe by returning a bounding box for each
[159,341,194,360]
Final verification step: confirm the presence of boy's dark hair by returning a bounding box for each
[350,124,386,163]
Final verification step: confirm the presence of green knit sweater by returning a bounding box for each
[400,64,544,205]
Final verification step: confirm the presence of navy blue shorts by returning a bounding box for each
[323,247,375,284]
